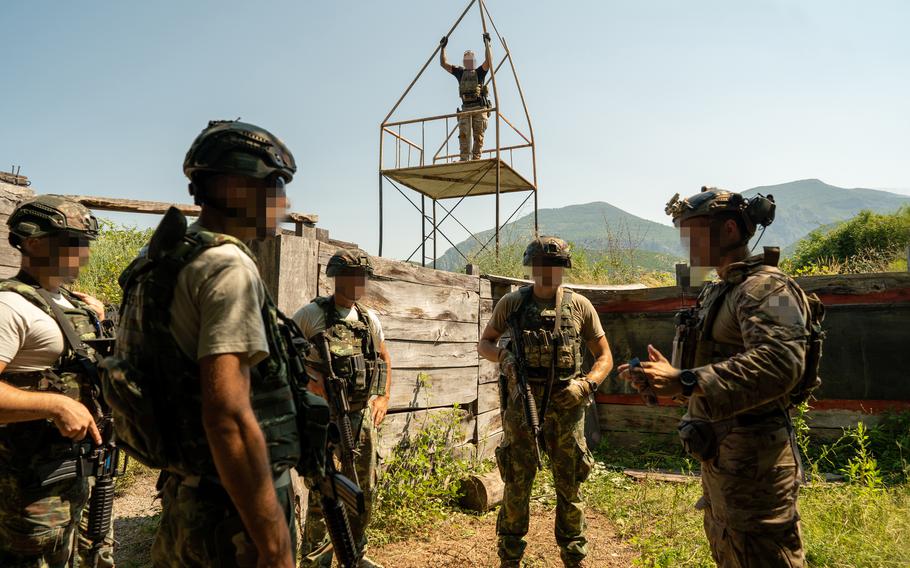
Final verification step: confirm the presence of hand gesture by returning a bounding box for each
[551,378,593,409]
[440,36,449,47]
[617,345,683,397]
[50,395,102,444]
[482,32,492,43]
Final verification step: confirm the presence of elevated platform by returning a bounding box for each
[382,158,534,200]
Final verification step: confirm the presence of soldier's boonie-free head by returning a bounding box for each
[524,236,571,289]
[327,248,373,302]
[8,194,98,282]
[463,50,476,70]
[184,119,296,239]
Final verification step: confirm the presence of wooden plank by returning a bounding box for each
[803,409,883,430]
[64,195,317,225]
[479,359,499,384]
[388,367,480,412]
[385,340,478,369]
[480,278,492,300]
[275,234,320,314]
[376,407,475,459]
[479,298,494,328]
[371,256,479,291]
[601,430,679,450]
[623,469,700,484]
[476,408,503,440]
[477,381,500,414]
[363,279,479,324]
[597,403,685,434]
[380,315,478,343]
[0,184,34,277]
[476,430,504,460]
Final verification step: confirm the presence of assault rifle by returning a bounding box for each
[316,333,361,486]
[277,314,365,567]
[505,317,544,471]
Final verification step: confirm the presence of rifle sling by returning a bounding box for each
[36,288,94,362]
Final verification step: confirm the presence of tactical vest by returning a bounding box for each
[508,286,584,383]
[0,278,104,474]
[672,254,824,407]
[459,69,485,106]
[314,296,387,407]
[102,229,300,479]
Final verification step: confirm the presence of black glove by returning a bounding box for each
[482,32,491,43]
[440,36,448,47]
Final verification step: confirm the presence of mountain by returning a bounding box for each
[742,179,910,249]
[435,179,910,271]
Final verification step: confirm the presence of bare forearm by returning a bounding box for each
[0,382,58,424]
[586,354,613,385]
[439,48,448,69]
[478,338,502,363]
[204,410,287,557]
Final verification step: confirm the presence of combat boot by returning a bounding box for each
[359,556,385,568]
[499,562,521,568]
[562,560,588,568]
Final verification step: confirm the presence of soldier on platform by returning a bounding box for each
[293,249,392,568]
[440,32,494,161]
[478,236,614,568]
[106,120,301,567]
[0,195,116,567]
[618,187,823,567]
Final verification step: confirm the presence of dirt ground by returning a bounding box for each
[113,473,636,567]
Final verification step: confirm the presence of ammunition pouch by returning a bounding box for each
[679,409,789,462]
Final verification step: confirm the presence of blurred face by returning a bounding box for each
[334,271,368,302]
[679,216,742,269]
[22,233,92,285]
[463,54,476,70]
[531,264,564,289]
[209,173,289,240]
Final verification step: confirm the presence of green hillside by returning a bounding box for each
[436,179,910,271]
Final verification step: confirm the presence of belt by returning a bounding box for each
[732,408,789,428]
[180,468,292,494]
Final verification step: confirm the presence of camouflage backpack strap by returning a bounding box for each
[0,277,54,318]
[509,285,535,326]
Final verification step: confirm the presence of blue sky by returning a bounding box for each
[3,0,908,260]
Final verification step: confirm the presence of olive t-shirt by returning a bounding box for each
[487,287,605,343]
[169,223,269,365]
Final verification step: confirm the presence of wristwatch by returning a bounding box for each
[584,378,599,394]
[679,369,698,397]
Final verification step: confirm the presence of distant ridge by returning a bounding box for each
[435,179,910,271]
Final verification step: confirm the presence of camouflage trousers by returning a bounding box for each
[458,106,488,160]
[0,473,114,568]
[496,388,594,565]
[699,425,804,567]
[151,470,296,568]
[301,407,377,568]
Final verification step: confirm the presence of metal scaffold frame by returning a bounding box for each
[378,0,538,268]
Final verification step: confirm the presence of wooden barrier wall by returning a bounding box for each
[0,182,34,278]
[253,232,503,460]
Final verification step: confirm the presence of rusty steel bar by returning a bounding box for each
[385,106,496,128]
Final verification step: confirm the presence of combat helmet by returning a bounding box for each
[326,248,374,277]
[665,186,776,238]
[7,194,99,248]
[183,120,297,186]
[523,236,572,268]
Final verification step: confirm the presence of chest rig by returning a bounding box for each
[103,219,299,479]
[459,69,487,106]
[0,276,107,469]
[508,286,583,384]
[315,296,386,407]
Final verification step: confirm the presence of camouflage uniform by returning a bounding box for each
[492,237,602,568]
[102,121,301,567]
[456,66,489,161]
[0,196,115,568]
[668,188,811,567]
[295,250,388,568]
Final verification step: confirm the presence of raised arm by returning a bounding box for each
[439,36,453,73]
[481,32,493,71]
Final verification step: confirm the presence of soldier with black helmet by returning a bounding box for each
[293,248,392,568]
[618,187,822,567]
[0,195,116,567]
[478,236,613,568]
[105,120,301,567]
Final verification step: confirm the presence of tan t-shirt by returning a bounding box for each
[169,223,269,365]
[488,287,605,343]
[0,290,73,372]
[293,301,384,364]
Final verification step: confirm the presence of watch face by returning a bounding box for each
[680,370,698,387]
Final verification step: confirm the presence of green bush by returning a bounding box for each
[74,219,152,304]
[782,207,910,276]
[370,406,474,545]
